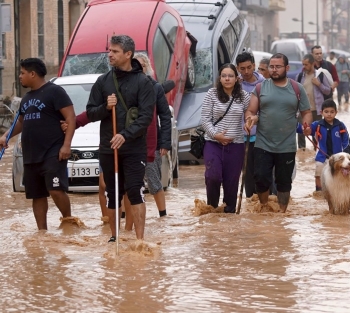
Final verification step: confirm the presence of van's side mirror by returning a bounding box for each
[162,80,175,94]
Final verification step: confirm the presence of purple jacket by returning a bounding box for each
[241,71,265,139]
[295,70,331,115]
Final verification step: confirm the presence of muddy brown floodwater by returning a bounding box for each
[1,108,350,312]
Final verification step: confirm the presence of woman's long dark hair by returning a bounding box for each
[216,63,243,103]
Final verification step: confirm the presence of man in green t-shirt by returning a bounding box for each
[244,53,312,213]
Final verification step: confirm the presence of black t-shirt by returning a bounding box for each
[20,82,73,164]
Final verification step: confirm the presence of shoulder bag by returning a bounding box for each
[189,96,235,159]
[113,71,138,128]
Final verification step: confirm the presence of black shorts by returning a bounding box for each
[100,153,146,209]
[254,148,295,193]
[23,156,69,199]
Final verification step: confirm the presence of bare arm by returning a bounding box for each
[0,115,24,149]
[59,106,76,160]
[300,109,313,136]
[244,94,259,132]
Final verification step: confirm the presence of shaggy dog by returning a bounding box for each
[322,152,350,215]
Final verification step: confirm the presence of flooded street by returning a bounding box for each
[1,109,350,312]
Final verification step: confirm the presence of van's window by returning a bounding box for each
[60,83,93,115]
[193,47,213,89]
[62,53,110,76]
[231,16,242,39]
[217,37,230,69]
[221,23,237,58]
[159,12,178,48]
[153,28,171,82]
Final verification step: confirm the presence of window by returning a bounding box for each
[1,33,5,59]
[217,37,230,69]
[159,12,178,48]
[221,22,236,58]
[152,28,171,82]
[38,0,44,57]
[1,0,5,59]
[58,0,64,64]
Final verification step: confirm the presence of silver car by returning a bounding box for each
[167,0,251,161]
[12,74,178,192]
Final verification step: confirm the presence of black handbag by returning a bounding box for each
[189,97,235,159]
[190,127,206,159]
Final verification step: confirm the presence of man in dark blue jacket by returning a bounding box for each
[86,35,155,242]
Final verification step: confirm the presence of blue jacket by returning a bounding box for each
[296,118,349,163]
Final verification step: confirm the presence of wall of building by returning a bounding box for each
[1,0,88,99]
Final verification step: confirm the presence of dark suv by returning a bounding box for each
[167,0,251,161]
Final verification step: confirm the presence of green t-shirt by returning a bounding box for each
[253,79,310,153]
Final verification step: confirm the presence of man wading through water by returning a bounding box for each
[244,53,312,212]
[86,35,155,242]
[0,58,76,229]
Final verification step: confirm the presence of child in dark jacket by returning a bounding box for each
[297,99,349,191]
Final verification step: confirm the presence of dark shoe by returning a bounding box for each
[108,236,116,243]
[224,206,236,214]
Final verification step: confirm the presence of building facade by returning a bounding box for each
[1,0,88,100]
[279,0,350,53]
[234,0,286,52]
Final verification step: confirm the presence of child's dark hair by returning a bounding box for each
[321,99,337,111]
[20,58,47,77]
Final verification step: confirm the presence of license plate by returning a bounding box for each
[68,166,99,177]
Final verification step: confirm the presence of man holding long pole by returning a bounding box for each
[86,35,155,243]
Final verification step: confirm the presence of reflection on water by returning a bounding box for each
[1,110,350,312]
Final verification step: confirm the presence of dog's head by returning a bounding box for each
[329,152,350,176]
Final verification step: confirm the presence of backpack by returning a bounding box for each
[255,79,301,116]
[317,61,334,100]
[296,71,332,101]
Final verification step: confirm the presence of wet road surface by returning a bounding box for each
[1,108,350,312]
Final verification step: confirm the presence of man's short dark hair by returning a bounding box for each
[321,99,337,111]
[20,58,47,77]
[259,58,270,66]
[330,51,335,55]
[303,54,315,64]
[311,45,322,53]
[270,53,289,66]
[236,52,255,66]
[110,35,135,58]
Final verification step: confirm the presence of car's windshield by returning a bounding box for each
[272,43,301,62]
[60,84,94,114]
[62,51,148,76]
[62,53,110,76]
[194,47,213,89]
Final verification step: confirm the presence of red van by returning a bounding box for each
[58,0,194,119]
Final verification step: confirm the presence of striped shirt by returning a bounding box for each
[201,88,250,144]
